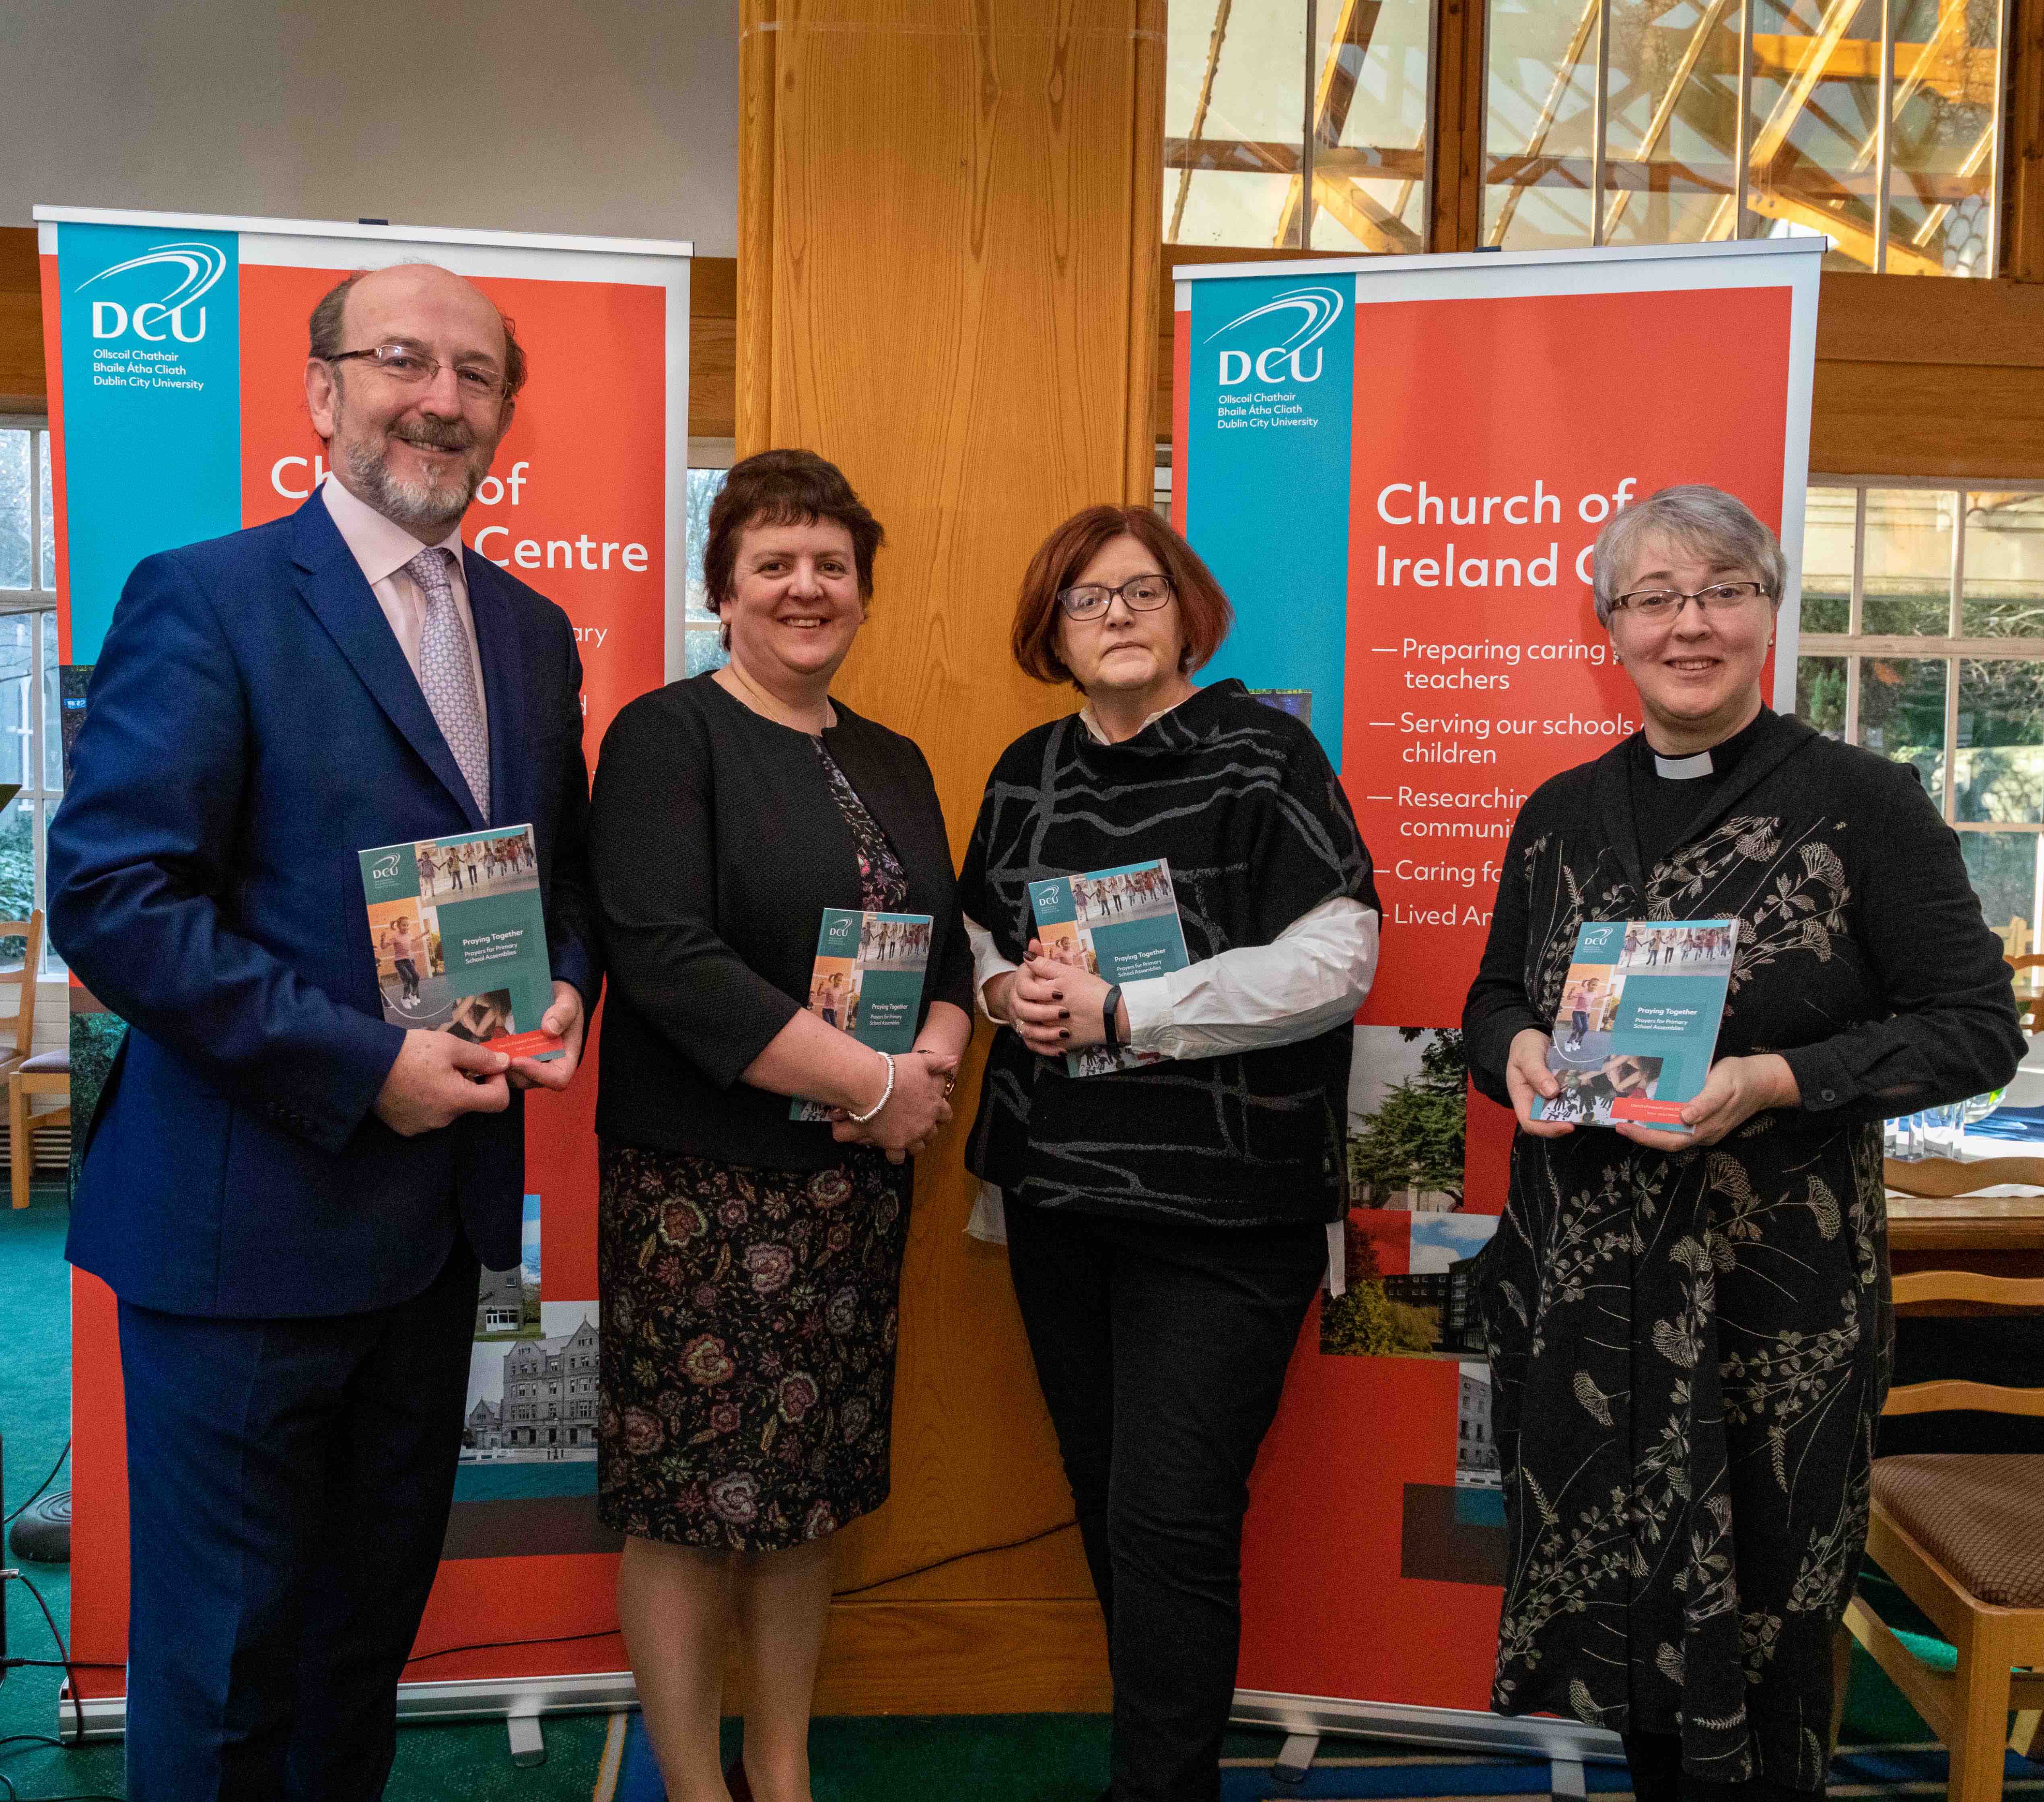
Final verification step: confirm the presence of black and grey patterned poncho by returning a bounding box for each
[1463,710,2023,1789]
[959,679,1376,1229]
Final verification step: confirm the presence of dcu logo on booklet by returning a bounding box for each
[1581,923,1621,951]
[1035,883,1064,912]
[1204,285,1345,389]
[825,915,856,946]
[370,854,403,884]
[77,241,228,345]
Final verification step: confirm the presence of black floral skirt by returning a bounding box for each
[595,1140,910,1551]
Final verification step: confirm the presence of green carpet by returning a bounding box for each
[0,1196,1955,1802]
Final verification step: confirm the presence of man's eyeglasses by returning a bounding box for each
[325,344,508,401]
[1610,580,1769,622]
[1056,575,1174,621]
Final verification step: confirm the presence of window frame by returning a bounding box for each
[1798,471,2044,944]
[0,412,63,972]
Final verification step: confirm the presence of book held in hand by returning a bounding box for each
[1531,918,1739,1130]
[792,909,933,1121]
[1029,859,1190,1077]
[358,826,564,1061]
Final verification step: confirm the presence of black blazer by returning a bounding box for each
[590,673,973,1168]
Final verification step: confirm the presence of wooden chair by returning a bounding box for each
[9,1051,68,1210]
[2002,918,2036,960]
[2007,954,2044,1035]
[1886,1155,2044,1199]
[0,912,59,1210]
[1840,1268,2044,1802]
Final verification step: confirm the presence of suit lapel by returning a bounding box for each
[291,496,486,830]
[466,551,527,831]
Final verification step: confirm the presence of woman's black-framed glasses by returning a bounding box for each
[325,343,508,401]
[1056,574,1175,621]
[1610,580,1768,622]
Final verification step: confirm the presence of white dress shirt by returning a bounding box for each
[963,698,1378,1292]
[319,473,492,766]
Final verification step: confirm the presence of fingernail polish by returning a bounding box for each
[1058,1029,1069,1039]
[1058,1009,1069,1020]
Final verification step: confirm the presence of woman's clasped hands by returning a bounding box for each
[1505,1026,1799,1149]
[830,1048,959,1162]
[990,938,1126,1057]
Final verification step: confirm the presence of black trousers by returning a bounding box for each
[1004,1201,1327,1802]
[1622,1733,1828,1802]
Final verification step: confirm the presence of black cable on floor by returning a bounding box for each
[3,1441,70,1526]
[6,1570,85,1747]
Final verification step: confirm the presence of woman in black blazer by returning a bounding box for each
[589,450,973,1802]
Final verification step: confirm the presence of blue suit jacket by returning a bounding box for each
[49,494,600,1318]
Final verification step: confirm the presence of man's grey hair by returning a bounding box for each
[307,265,527,400]
[1591,484,1787,628]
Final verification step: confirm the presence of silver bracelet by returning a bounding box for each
[846,1051,895,1123]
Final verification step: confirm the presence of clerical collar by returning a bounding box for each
[1640,707,1772,784]
[1654,748,1716,780]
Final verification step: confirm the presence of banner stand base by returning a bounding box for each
[1231,1689,1625,1767]
[60,1668,643,1744]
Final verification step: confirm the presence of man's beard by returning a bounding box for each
[338,404,488,537]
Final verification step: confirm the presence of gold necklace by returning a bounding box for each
[724,660,834,734]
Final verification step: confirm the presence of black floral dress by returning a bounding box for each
[596,743,913,1551]
[1462,713,2024,1790]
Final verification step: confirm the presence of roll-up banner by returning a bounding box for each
[36,205,690,1733]
[1173,241,1821,1754]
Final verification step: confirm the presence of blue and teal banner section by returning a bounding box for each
[1182,273,1355,766]
[54,221,242,663]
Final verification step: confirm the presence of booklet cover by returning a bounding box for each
[358,826,564,1061]
[1532,918,1739,1130]
[791,908,933,1121]
[1029,859,1190,1078]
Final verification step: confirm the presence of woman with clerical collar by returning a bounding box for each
[1463,485,2024,1802]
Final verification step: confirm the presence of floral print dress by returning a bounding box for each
[596,742,914,1551]
[1463,714,2023,1791]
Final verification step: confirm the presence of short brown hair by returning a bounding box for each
[1011,506,1233,689]
[704,449,885,619]
[308,268,528,401]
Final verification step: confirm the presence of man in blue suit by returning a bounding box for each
[49,263,603,1800]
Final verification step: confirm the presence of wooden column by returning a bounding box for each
[738,0,1165,1711]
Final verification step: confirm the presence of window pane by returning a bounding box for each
[1484,0,1600,249]
[0,430,30,592]
[37,430,54,592]
[41,611,60,793]
[1861,488,1953,634]
[1857,654,1946,798]
[1313,0,1431,253]
[683,628,729,677]
[1796,655,1846,737]
[1961,831,2038,944]
[1886,0,1999,277]
[1166,0,1311,247]
[1800,487,1856,633]
[0,796,31,963]
[1962,493,2044,637]
[685,467,727,625]
[1746,0,1883,272]
[1599,0,1744,248]
[0,615,29,788]
[1954,657,2044,823]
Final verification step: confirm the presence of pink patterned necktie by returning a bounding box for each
[404,548,490,819]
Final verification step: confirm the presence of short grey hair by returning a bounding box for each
[1591,484,1787,628]
[307,266,527,400]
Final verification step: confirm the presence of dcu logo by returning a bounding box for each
[78,241,227,345]
[1582,924,1620,950]
[1205,285,1344,389]
[1035,883,1064,913]
[370,854,403,883]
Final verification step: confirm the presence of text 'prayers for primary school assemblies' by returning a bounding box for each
[1370,475,1641,594]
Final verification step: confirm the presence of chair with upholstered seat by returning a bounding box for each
[1842,1269,2044,1802]
[10,1046,69,1210]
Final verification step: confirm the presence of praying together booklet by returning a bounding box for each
[793,908,934,1121]
[357,826,564,1061]
[1030,858,1190,1078]
[1532,917,1739,1130]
